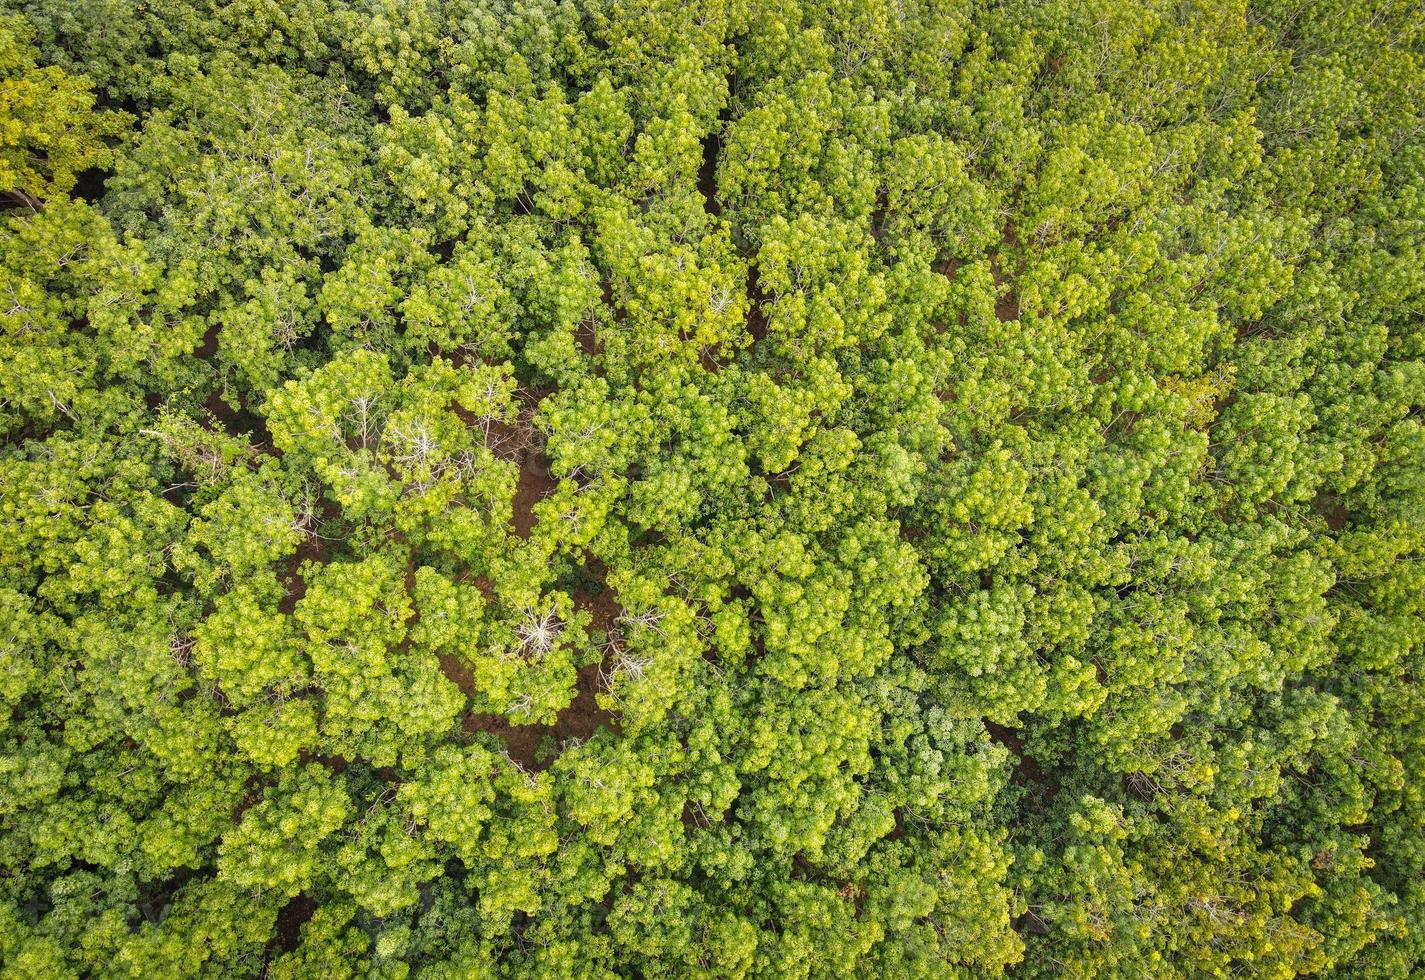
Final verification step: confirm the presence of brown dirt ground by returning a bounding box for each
[451,561,624,770]
[983,718,1058,802]
[510,451,557,539]
[273,894,317,952]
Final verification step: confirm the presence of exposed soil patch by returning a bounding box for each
[746,264,770,342]
[991,221,1022,322]
[204,388,241,429]
[983,718,1058,801]
[931,256,973,340]
[277,560,311,616]
[273,894,317,953]
[297,749,350,774]
[195,320,221,359]
[698,92,733,218]
[1313,488,1352,532]
[277,497,338,615]
[455,560,623,769]
[886,807,907,841]
[576,283,613,356]
[205,389,272,448]
[1001,219,1021,250]
[481,413,530,460]
[439,653,476,697]
[459,661,617,771]
[1235,317,1269,342]
[575,316,602,356]
[990,255,1020,322]
[136,866,200,925]
[511,451,556,539]
[995,289,1021,322]
[462,710,551,769]
[682,799,715,829]
[475,395,558,540]
[558,660,618,743]
[192,323,274,445]
[457,573,496,600]
[575,558,623,637]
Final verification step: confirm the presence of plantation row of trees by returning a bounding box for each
[1,0,1422,976]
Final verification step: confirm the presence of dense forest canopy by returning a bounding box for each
[1,0,1423,976]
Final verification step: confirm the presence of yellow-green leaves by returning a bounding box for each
[0,14,122,203]
[3,0,1425,975]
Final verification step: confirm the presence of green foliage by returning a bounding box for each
[0,13,122,204]
[1,0,1423,976]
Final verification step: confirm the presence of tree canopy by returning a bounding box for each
[2,0,1423,976]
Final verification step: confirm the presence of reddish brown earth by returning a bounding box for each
[297,750,349,774]
[992,221,1022,321]
[456,659,618,771]
[746,265,770,342]
[273,894,317,952]
[438,652,475,695]
[460,709,552,769]
[556,660,619,743]
[983,718,1058,802]
[575,316,601,356]
[477,394,559,541]
[938,256,965,279]
[191,311,622,770]
[511,450,556,539]
[995,287,1021,322]
[1314,488,1352,532]
[277,498,338,615]
[935,248,1018,328]
[574,553,614,612]
[194,319,221,359]
[990,253,1020,322]
[450,561,624,770]
[575,283,614,356]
